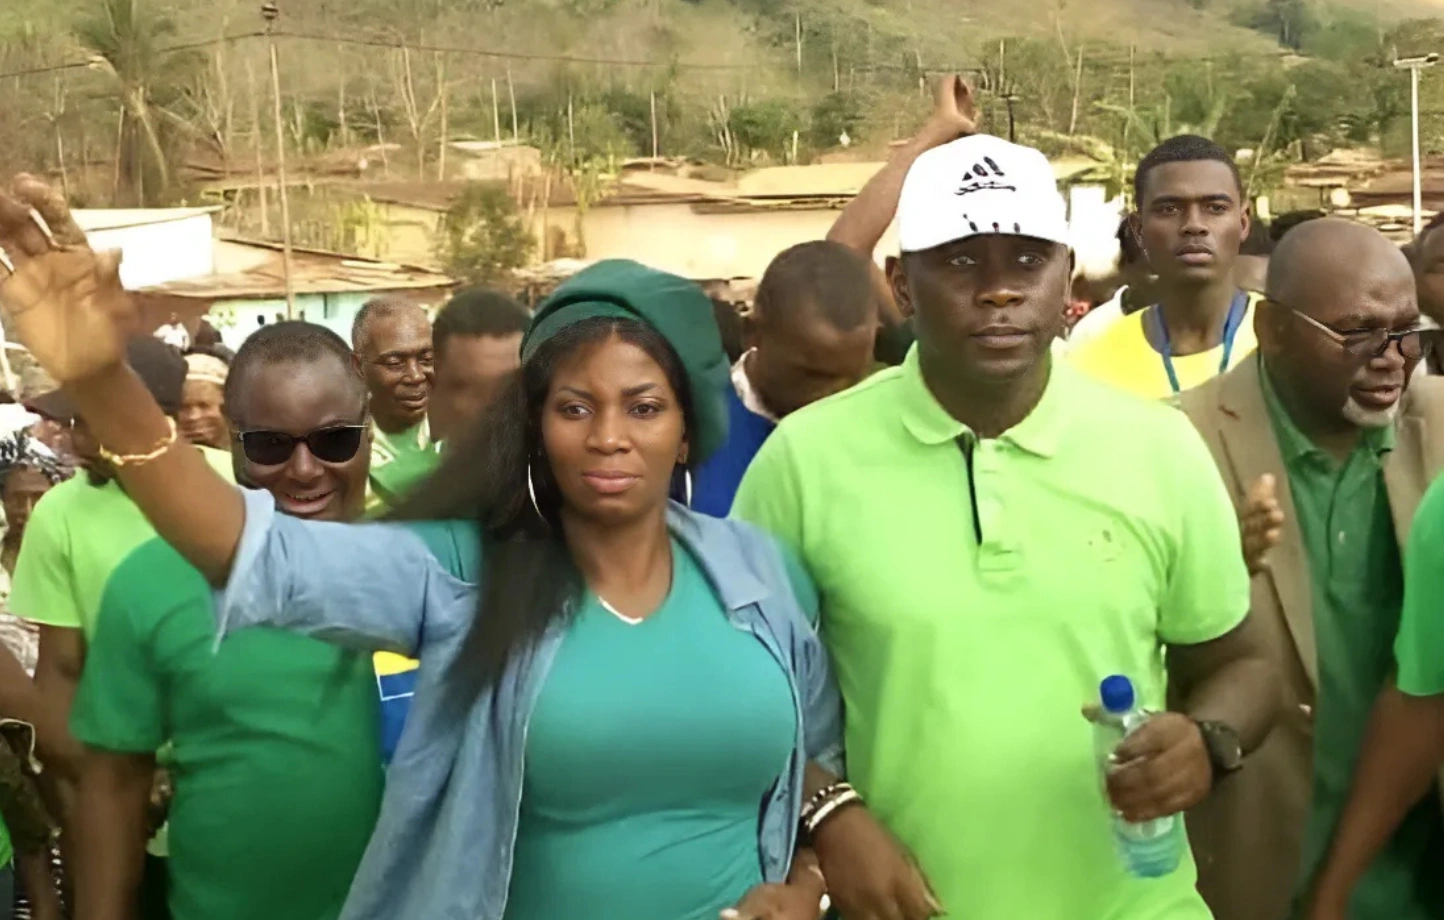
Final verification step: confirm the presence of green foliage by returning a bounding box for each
[728,98,805,160]
[73,0,203,205]
[809,91,865,148]
[1235,0,1318,50]
[436,184,535,285]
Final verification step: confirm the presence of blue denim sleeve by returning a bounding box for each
[773,537,844,776]
[215,487,472,658]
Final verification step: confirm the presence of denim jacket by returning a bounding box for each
[218,488,844,920]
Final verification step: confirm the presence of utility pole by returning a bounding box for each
[650,91,659,159]
[1394,53,1439,236]
[263,2,296,319]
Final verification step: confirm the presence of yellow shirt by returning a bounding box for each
[1069,294,1260,400]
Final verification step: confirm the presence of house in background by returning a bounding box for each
[75,207,223,289]
[306,165,900,282]
[258,155,1113,284]
[133,239,455,349]
[448,141,544,181]
[70,206,454,347]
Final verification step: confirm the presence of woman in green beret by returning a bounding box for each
[0,200,932,920]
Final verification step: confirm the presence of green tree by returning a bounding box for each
[728,98,804,162]
[436,184,535,284]
[1236,0,1318,51]
[809,91,864,150]
[73,0,199,204]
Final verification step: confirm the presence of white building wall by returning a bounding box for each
[74,211,217,289]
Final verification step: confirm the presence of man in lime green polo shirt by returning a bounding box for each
[733,134,1276,919]
[69,322,383,920]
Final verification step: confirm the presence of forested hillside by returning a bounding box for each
[1,0,1441,207]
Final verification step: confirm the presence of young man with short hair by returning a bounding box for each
[691,240,877,517]
[351,298,434,513]
[427,288,528,445]
[734,134,1277,919]
[1181,218,1444,920]
[1071,135,1256,398]
[69,323,384,920]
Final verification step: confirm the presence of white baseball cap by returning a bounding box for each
[897,134,1069,253]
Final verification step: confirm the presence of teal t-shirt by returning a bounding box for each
[70,538,384,920]
[503,540,796,920]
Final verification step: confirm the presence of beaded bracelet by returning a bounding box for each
[804,788,862,838]
[98,417,178,468]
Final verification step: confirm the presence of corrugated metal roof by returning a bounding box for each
[136,237,455,300]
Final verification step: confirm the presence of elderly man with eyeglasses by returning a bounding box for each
[1176,218,1444,920]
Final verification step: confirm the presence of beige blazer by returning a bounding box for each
[1178,356,1444,920]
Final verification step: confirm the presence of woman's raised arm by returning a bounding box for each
[0,175,243,584]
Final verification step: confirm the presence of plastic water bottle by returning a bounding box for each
[1095,674,1185,878]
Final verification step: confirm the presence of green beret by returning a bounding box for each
[521,260,730,463]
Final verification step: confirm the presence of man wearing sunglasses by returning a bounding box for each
[1177,218,1444,920]
[67,323,386,920]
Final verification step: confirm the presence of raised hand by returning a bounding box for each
[919,73,979,147]
[1240,474,1284,575]
[0,174,138,387]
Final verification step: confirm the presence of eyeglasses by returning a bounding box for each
[1277,303,1434,361]
[237,425,366,466]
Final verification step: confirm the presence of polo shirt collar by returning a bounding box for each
[898,345,1065,457]
[1259,360,1395,465]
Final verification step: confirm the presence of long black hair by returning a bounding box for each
[391,315,696,696]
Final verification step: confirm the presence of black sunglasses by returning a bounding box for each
[237,425,366,466]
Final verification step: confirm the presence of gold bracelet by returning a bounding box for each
[98,417,178,468]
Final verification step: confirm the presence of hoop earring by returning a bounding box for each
[683,468,693,508]
[527,463,543,519]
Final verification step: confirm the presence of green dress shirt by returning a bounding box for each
[1261,368,1444,919]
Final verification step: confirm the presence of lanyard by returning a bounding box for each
[1149,292,1250,395]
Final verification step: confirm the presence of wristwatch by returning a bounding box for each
[1193,719,1244,779]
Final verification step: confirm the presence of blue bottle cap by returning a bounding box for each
[1100,675,1135,714]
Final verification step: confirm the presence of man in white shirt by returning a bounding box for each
[1061,218,1155,355]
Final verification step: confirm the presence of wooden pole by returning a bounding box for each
[53,76,70,201]
[265,27,296,318]
[1068,44,1084,136]
[567,92,575,165]
[492,79,502,143]
[246,60,269,237]
[436,54,448,182]
[650,91,659,158]
[794,12,803,77]
[507,65,519,140]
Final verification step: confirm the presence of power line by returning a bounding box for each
[0,32,266,79]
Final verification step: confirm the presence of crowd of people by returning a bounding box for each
[0,75,1436,920]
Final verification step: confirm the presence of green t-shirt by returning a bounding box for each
[70,537,383,920]
[1262,369,1444,917]
[9,446,235,638]
[1398,472,1444,698]
[506,540,797,920]
[366,421,436,514]
[733,350,1248,920]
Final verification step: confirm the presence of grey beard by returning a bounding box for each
[1342,397,1398,430]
